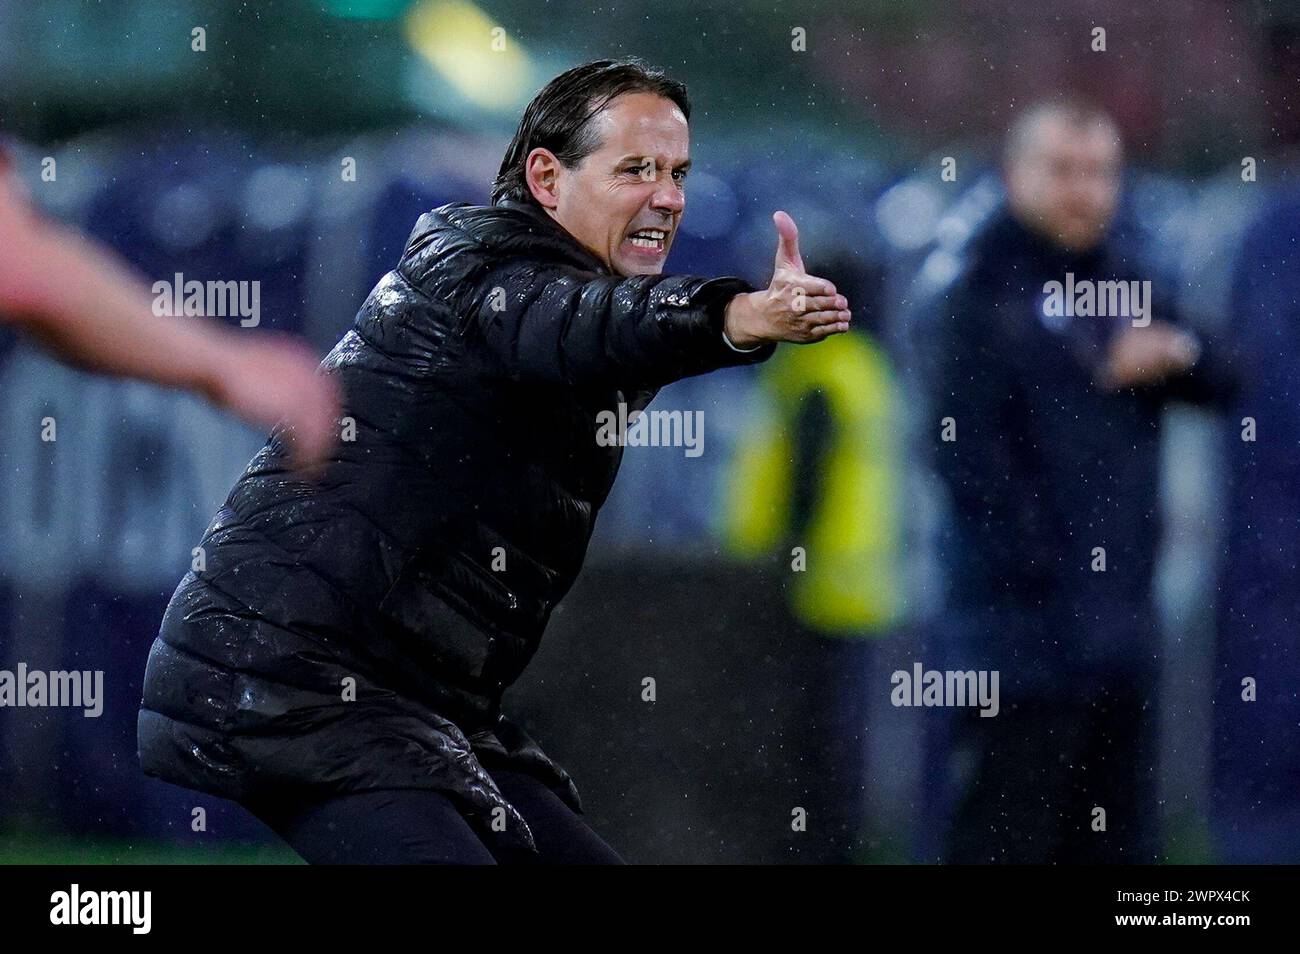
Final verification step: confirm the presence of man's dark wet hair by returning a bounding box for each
[491,59,690,207]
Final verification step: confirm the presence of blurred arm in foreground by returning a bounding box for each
[0,155,339,475]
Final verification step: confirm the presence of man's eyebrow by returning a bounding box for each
[615,155,692,170]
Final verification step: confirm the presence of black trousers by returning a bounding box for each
[940,678,1161,864]
[243,769,624,865]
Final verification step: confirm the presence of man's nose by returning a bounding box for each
[1072,182,1108,216]
[1064,178,1098,210]
[650,178,685,215]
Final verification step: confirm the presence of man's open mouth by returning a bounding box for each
[626,228,667,252]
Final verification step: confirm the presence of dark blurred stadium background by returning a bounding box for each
[0,0,1293,862]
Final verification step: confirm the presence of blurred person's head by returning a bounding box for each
[1002,101,1123,253]
[492,59,691,277]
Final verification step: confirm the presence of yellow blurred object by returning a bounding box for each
[722,332,903,636]
[404,0,531,110]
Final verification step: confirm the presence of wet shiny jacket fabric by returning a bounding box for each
[137,197,774,852]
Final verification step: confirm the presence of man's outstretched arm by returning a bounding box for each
[0,170,340,475]
[446,210,851,391]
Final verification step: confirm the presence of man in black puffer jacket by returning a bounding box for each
[137,59,853,863]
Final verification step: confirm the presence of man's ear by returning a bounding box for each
[525,148,562,211]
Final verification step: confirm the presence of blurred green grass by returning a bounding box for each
[2,812,1216,864]
[0,831,302,864]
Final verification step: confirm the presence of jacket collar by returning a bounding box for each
[494,198,610,275]
[985,203,1108,273]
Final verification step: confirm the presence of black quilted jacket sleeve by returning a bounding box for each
[396,199,776,391]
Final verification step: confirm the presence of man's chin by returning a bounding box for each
[1059,229,1106,253]
[1045,220,1106,253]
[613,258,666,277]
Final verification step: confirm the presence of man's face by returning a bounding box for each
[1005,116,1122,252]
[549,92,690,276]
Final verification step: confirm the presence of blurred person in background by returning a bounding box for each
[136,59,853,865]
[0,142,339,472]
[908,101,1238,863]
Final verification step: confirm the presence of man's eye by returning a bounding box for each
[626,165,650,177]
[671,169,688,182]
